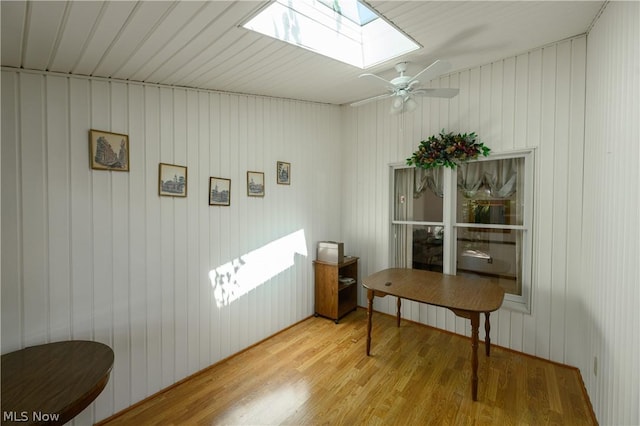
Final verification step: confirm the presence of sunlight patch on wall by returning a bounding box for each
[209,230,308,307]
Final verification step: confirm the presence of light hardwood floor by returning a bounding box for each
[100,309,596,425]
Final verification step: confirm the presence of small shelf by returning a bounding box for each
[313,256,358,323]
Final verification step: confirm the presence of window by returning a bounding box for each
[392,150,534,312]
[242,0,420,69]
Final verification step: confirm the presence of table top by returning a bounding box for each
[1,340,114,425]
[362,268,505,313]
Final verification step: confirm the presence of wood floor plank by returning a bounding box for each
[99,309,596,426]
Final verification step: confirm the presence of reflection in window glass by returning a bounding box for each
[456,216,522,295]
[394,168,443,223]
[456,158,524,226]
[412,225,444,272]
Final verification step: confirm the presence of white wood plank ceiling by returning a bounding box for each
[1,1,604,105]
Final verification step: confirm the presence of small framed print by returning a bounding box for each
[247,171,265,197]
[209,177,231,206]
[277,161,290,185]
[159,163,187,197]
[89,129,129,171]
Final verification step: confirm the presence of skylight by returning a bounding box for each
[242,0,420,69]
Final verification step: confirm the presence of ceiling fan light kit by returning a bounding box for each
[351,60,459,114]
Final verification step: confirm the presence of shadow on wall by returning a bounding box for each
[208,230,308,308]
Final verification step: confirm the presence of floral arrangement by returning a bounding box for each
[406,130,490,169]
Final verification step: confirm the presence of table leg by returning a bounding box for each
[470,312,480,401]
[484,312,492,356]
[396,297,401,327]
[366,289,374,356]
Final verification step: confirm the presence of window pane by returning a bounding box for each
[394,168,443,222]
[456,158,524,226]
[456,227,522,295]
[412,225,444,272]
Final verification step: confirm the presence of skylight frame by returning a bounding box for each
[241,0,421,69]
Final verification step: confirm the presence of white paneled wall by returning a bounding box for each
[583,2,640,425]
[1,71,342,423]
[342,37,587,361]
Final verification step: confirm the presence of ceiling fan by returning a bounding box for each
[350,60,459,114]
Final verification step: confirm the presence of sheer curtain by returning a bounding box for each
[483,158,518,198]
[414,168,444,198]
[457,162,484,198]
[394,169,413,267]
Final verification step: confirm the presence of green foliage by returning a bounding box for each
[406,130,491,169]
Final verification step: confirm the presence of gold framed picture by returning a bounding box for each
[89,129,129,171]
[209,177,231,206]
[277,161,290,185]
[159,163,187,197]
[247,171,265,197]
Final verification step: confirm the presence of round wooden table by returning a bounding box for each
[1,340,114,425]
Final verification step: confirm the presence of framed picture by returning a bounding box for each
[89,129,129,171]
[209,177,231,206]
[159,163,187,197]
[247,171,265,197]
[277,161,291,185]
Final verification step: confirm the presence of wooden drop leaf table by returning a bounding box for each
[1,340,114,425]
[362,268,505,401]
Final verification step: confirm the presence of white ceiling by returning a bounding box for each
[1,1,604,106]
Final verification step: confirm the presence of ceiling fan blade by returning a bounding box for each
[359,73,394,89]
[408,60,452,84]
[350,93,395,107]
[412,88,460,98]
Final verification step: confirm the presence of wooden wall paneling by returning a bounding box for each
[197,90,211,370]
[143,85,163,396]
[340,107,359,302]
[68,93,96,426]
[260,98,278,335]
[127,83,148,403]
[501,57,516,151]
[245,96,257,342]
[564,35,587,378]
[186,89,200,376]
[549,40,572,364]
[583,3,640,423]
[171,88,188,382]
[67,76,95,426]
[45,76,71,343]
[68,78,92,344]
[1,71,21,352]
[252,96,267,341]
[89,78,115,420]
[535,45,558,360]
[489,61,504,150]
[468,67,482,136]
[217,93,231,359]
[20,73,48,347]
[109,81,132,413]
[272,98,285,332]
[208,92,222,365]
[159,86,176,388]
[522,48,542,357]
[235,94,249,352]
[513,53,529,150]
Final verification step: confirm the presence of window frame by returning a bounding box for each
[390,148,535,313]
